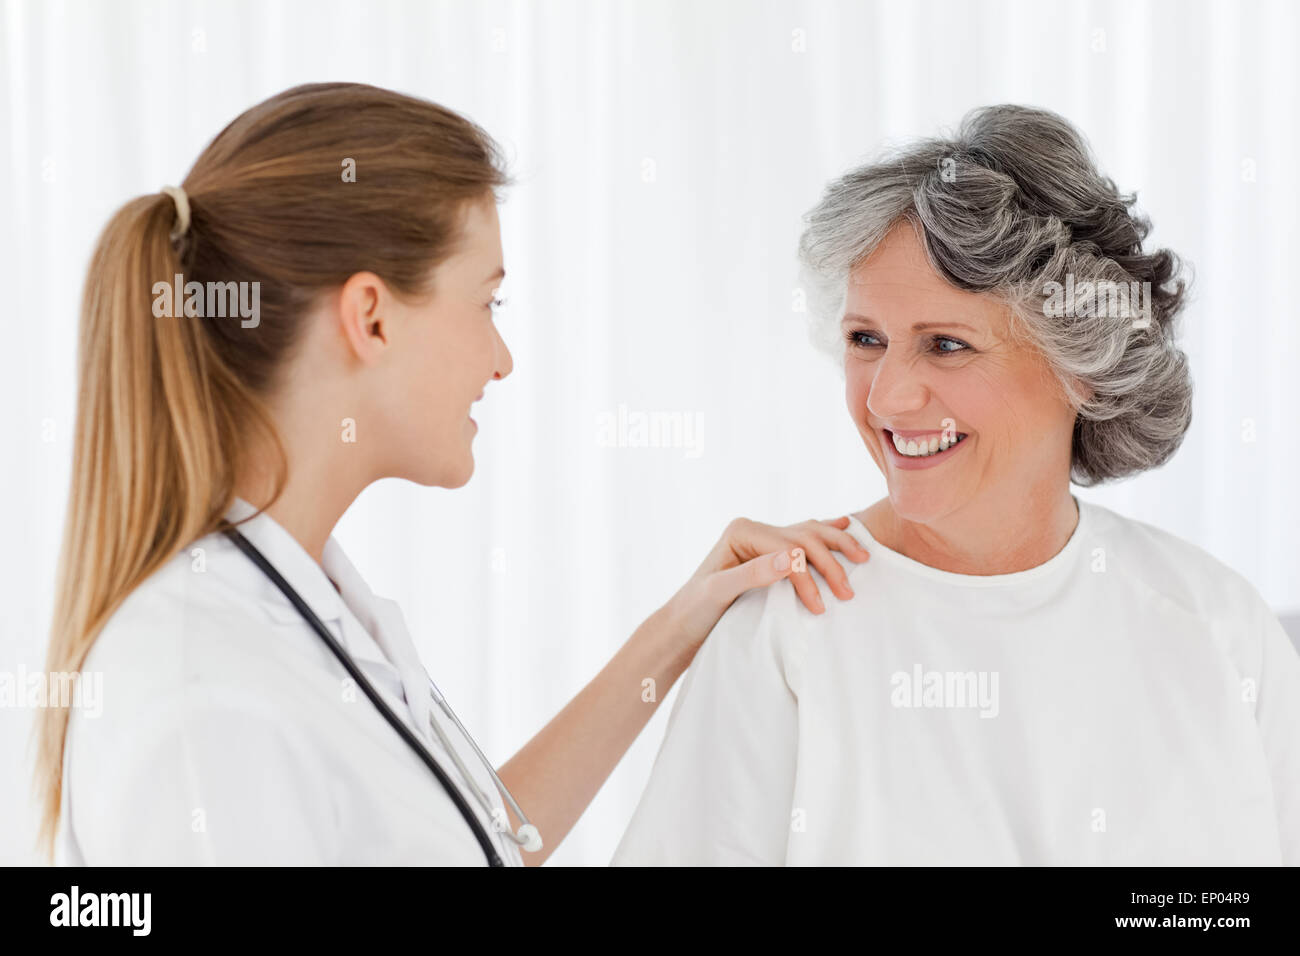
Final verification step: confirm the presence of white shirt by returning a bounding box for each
[613,497,1300,865]
[56,498,523,866]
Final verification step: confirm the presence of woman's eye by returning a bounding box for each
[844,330,971,354]
[846,330,882,349]
[932,336,969,354]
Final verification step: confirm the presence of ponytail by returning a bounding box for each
[32,191,286,860]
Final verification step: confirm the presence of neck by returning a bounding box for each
[861,483,1079,575]
[256,476,357,566]
[235,403,371,566]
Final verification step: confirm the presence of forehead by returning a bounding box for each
[845,221,1001,327]
[457,194,502,253]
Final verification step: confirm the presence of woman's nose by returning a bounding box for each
[494,324,514,380]
[865,351,928,420]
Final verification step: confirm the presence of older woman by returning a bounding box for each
[612,105,1300,866]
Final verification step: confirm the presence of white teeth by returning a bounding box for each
[891,432,966,457]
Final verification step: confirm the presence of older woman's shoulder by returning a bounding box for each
[1081,500,1273,625]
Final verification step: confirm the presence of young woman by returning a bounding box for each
[33,82,869,865]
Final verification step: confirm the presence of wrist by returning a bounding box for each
[654,582,710,664]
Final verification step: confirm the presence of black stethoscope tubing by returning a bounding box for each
[223,526,506,867]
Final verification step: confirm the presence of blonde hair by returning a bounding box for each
[33,82,508,860]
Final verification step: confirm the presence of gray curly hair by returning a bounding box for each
[797,104,1192,486]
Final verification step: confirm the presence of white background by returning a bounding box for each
[2,0,1297,866]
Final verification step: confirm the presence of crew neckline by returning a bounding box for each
[845,495,1088,588]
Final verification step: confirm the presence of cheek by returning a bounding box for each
[845,361,872,415]
[958,358,1065,444]
[435,324,497,422]
[412,320,487,406]
[459,325,496,391]
[415,329,456,399]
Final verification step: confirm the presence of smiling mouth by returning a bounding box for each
[883,428,969,460]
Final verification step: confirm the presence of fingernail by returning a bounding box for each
[813,595,825,613]
[773,550,791,572]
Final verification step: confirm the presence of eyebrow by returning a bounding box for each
[841,313,977,333]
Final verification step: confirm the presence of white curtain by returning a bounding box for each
[2,0,1296,866]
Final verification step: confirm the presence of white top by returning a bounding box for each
[56,498,523,866]
[612,497,1300,865]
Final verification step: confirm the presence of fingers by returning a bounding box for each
[811,518,871,563]
[711,543,847,618]
[792,538,854,603]
[708,514,870,616]
[785,549,827,614]
[708,548,801,607]
[783,519,869,613]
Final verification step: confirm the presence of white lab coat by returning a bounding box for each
[56,498,523,866]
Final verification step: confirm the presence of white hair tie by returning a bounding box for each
[160,184,191,239]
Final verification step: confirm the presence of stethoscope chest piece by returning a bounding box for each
[425,679,543,854]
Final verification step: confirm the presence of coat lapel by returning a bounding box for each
[321,537,433,743]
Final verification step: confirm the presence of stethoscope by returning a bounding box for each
[223,526,542,867]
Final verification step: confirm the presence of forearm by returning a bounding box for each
[495,602,695,866]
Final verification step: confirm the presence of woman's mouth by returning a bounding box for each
[882,428,969,470]
[468,391,485,429]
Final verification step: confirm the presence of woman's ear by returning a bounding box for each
[337,270,391,365]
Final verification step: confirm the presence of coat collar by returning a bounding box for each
[320,534,434,738]
[221,497,433,740]
[223,496,345,624]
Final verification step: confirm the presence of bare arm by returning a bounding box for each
[495,600,692,866]
[496,516,869,865]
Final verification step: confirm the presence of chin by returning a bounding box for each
[403,449,476,489]
[443,467,474,489]
[445,451,476,488]
[427,455,474,489]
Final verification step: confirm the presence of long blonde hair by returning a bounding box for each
[33,82,507,860]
